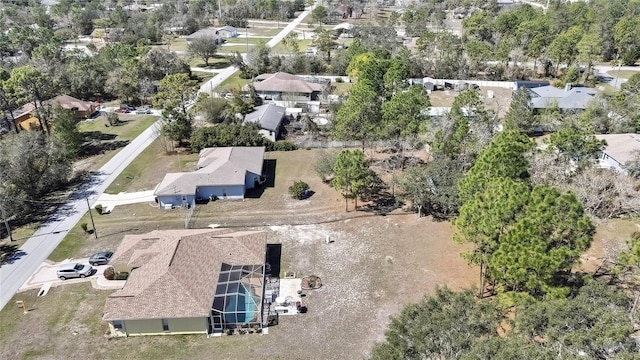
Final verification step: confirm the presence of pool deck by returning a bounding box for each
[276,278,302,315]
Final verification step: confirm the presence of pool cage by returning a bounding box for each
[210,263,265,332]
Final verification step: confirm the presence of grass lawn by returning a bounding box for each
[332,82,352,95]
[215,70,249,91]
[218,44,257,53]
[78,115,158,171]
[48,213,93,262]
[270,39,312,54]
[191,71,214,85]
[223,37,267,46]
[188,56,231,69]
[167,37,188,52]
[606,69,640,79]
[244,27,284,37]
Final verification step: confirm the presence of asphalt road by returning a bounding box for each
[198,4,315,95]
[0,6,316,311]
[0,121,160,310]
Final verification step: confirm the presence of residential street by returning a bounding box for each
[0,5,315,311]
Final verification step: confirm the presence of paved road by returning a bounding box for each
[198,4,315,95]
[0,5,316,311]
[592,65,637,90]
[0,121,161,310]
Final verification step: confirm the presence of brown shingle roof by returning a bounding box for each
[596,133,640,164]
[49,94,96,112]
[253,72,328,94]
[103,229,266,321]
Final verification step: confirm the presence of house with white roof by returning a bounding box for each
[154,147,265,208]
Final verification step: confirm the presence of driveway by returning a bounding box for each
[94,190,156,213]
[19,258,124,294]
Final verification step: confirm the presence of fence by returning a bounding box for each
[409,78,516,90]
[184,200,196,228]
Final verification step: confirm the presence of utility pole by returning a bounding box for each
[86,198,97,239]
[0,202,13,242]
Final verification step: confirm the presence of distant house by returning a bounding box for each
[186,28,223,44]
[216,26,238,38]
[252,72,330,102]
[103,228,267,337]
[10,94,97,131]
[154,147,265,208]
[527,84,597,112]
[595,133,640,174]
[244,104,286,142]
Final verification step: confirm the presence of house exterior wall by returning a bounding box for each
[258,129,276,142]
[245,171,262,190]
[157,194,195,208]
[196,185,245,199]
[108,317,208,337]
[218,29,237,38]
[257,91,311,102]
[599,152,626,174]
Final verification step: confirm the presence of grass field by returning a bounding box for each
[606,69,640,79]
[188,56,231,69]
[215,71,249,91]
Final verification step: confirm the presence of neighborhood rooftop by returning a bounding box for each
[103,228,266,321]
[528,85,597,110]
[154,147,265,196]
[595,133,640,165]
[244,103,286,132]
[253,72,328,94]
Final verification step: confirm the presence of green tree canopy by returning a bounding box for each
[332,149,372,211]
[332,80,381,147]
[187,36,219,66]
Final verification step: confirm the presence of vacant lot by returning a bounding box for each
[4,148,636,359]
[429,87,513,117]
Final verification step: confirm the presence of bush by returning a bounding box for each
[288,180,310,199]
[334,77,344,83]
[272,141,298,151]
[104,266,115,280]
[80,223,88,233]
[95,204,103,215]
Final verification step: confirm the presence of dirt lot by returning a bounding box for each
[428,87,513,117]
[2,148,637,360]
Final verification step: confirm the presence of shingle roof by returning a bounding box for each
[253,72,328,94]
[595,133,640,165]
[103,229,266,321]
[154,147,265,196]
[186,28,221,41]
[50,94,95,112]
[244,103,285,132]
[529,86,597,110]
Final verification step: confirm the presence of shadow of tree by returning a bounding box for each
[0,243,26,266]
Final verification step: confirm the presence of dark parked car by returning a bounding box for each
[120,104,136,111]
[89,251,114,266]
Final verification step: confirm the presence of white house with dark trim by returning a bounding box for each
[154,147,265,208]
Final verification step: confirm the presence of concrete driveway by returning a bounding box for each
[19,258,124,294]
[93,190,156,213]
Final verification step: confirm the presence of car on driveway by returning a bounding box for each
[57,263,93,280]
[89,251,114,266]
[115,108,129,114]
[135,108,152,114]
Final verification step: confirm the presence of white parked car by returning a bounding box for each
[57,263,93,280]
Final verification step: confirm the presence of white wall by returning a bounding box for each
[245,171,262,190]
[157,194,195,208]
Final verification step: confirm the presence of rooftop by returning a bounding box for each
[154,147,265,196]
[103,229,266,321]
[253,72,328,94]
[529,85,597,110]
[244,103,286,132]
[595,133,640,165]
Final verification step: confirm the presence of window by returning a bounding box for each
[161,318,170,332]
[113,320,123,330]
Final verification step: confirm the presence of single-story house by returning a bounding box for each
[527,84,597,112]
[251,72,330,102]
[595,133,640,174]
[216,26,238,38]
[9,94,96,131]
[103,228,267,337]
[244,103,286,142]
[154,146,265,208]
[186,28,224,44]
[49,94,97,117]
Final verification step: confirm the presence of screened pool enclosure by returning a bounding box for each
[211,263,265,331]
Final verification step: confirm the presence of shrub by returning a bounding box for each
[288,180,310,199]
[80,223,88,233]
[334,77,344,83]
[272,141,297,151]
[104,266,115,280]
[95,204,103,215]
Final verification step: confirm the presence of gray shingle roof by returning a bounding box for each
[529,86,597,110]
[595,133,640,165]
[244,103,285,132]
[154,147,264,196]
[103,229,266,321]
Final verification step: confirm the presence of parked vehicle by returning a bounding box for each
[89,251,114,266]
[120,104,136,111]
[135,108,152,114]
[57,263,93,280]
[115,108,129,114]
